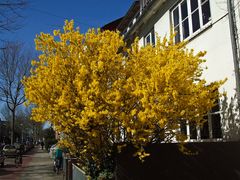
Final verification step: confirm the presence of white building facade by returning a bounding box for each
[112,0,240,141]
[122,0,238,100]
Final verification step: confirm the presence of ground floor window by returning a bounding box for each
[180,99,222,141]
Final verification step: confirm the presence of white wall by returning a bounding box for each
[187,0,236,99]
[154,10,171,38]
[187,15,235,99]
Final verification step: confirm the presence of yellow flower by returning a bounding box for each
[23,20,225,166]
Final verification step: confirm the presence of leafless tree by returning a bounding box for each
[20,107,44,143]
[0,0,27,34]
[0,41,32,144]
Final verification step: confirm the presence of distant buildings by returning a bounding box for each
[0,119,9,144]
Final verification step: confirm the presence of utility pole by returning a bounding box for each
[227,0,240,106]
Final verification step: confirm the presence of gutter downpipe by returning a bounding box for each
[227,0,240,107]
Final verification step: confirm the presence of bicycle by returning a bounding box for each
[53,158,61,174]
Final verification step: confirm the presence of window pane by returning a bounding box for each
[145,34,151,45]
[151,29,155,46]
[129,21,133,28]
[200,117,209,139]
[174,25,180,43]
[212,114,222,138]
[202,0,211,25]
[180,121,187,136]
[173,8,179,26]
[135,11,140,19]
[212,99,220,113]
[192,10,200,32]
[211,97,222,138]
[191,0,199,12]
[190,122,197,139]
[181,0,188,19]
[182,19,189,39]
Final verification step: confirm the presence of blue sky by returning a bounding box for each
[3,0,133,49]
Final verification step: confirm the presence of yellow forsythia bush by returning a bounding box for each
[23,20,225,174]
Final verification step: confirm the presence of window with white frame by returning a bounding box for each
[180,98,222,141]
[171,0,211,43]
[144,28,155,46]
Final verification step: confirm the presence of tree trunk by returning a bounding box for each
[11,110,15,145]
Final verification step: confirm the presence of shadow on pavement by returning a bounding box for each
[0,147,62,180]
[20,164,63,180]
[0,164,22,176]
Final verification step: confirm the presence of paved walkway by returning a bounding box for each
[0,146,63,180]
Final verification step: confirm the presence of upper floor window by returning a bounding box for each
[141,0,152,10]
[171,0,211,43]
[144,28,155,46]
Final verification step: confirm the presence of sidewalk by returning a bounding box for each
[0,146,63,180]
[19,146,62,180]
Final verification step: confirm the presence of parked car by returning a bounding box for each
[3,145,17,157]
[0,150,5,167]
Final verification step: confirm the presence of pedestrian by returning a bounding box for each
[15,149,22,167]
[41,141,44,150]
[54,144,63,173]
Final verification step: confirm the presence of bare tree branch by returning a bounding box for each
[0,0,27,33]
[0,41,32,144]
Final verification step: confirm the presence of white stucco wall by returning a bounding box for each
[187,0,237,99]
[154,10,171,39]
[187,14,235,99]
[139,37,144,47]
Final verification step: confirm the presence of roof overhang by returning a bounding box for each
[124,0,166,40]
[101,17,124,31]
[117,1,140,32]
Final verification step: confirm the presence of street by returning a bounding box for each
[0,146,62,180]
